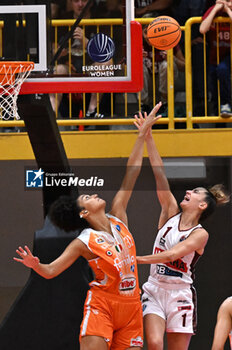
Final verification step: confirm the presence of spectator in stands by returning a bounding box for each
[96,0,122,18]
[66,0,73,12]
[205,0,219,8]
[139,43,154,114]
[135,0,180,18]
[139,27,185,116]
[95,0,123,64]
[175,0,206,22]
[200,0,232,117]
[94,0,124,118]
[157,49,185,115]
[50,0,67,19]
[211,296,232,350]
[175,0,206,117]
[50,0,109,120]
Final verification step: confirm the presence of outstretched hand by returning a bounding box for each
[13,246,40,269]
[134,102,162,138]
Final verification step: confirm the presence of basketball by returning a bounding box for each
[146,16,181,50]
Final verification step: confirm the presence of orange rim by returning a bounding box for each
[0,61,34,84]
[0,61,34,73]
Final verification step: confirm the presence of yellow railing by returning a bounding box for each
[0,17,232,130]
[184,16,232,129]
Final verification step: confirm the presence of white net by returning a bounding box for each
[0,62,34,120]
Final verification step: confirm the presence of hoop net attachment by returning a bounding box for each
[0,61,34,120]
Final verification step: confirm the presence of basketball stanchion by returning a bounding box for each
[0,61,34,120]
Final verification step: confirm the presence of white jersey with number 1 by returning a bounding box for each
[149,212,202,286]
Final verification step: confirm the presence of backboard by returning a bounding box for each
[0,5,47,72]
[0,0,143,94]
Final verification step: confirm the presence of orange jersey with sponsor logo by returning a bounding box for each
[78,214,140,298]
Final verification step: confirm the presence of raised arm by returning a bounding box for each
[146,129,179,226]
[134,105,179,227]
[200,3,224,34]
[13,238,92,279]
[137,228,209,264]
[110,103,162,225]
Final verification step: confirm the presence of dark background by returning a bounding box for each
[0,157,231,350]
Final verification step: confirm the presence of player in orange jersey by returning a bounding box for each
[13,102,163,350]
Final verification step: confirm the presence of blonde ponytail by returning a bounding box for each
[208,184,230,206]
[200,184,230,221]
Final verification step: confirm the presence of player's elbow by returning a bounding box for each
[167,248,186,262]
[42,265,57,279]
[42,271,55,279]
[44,273,55,279]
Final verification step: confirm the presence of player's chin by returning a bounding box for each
[99,199,106,208]
[180,200,187,209]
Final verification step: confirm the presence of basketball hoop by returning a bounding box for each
[0,61,34,120]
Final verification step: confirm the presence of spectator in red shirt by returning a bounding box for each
[200,0,232,117]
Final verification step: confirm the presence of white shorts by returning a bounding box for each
[142,278,197,334]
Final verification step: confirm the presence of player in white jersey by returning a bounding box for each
[211,296,232,350]
[134,106,230,350]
